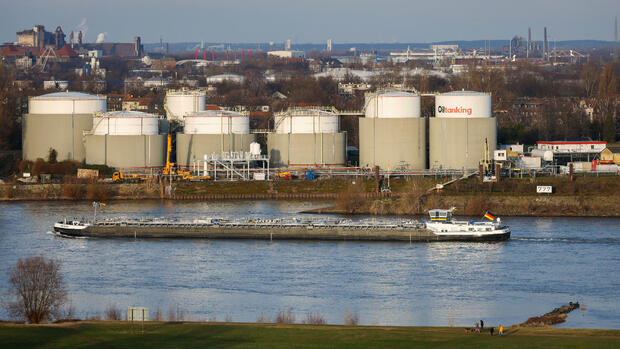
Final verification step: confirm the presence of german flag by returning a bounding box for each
[483,211,496,221]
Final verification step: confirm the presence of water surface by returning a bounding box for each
[0,200,618,328]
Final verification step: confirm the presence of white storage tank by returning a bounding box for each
[176,109,255,167]
[530,149,554,162]
[359,90,426,170]
[274,108,339,134]
[429,91,496,169]
[93,111,160,135]
[435,91,491,118]
[23,92,106,162]
[365,91,421,118]
[165,90,206,120]
[183,110,250,134]
[29,91,106,115]
[268,108,346,168]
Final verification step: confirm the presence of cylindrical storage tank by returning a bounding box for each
[85,110,164,169]
[28,91,106,115]
[23,92,106,162]
[176,110,254,168]
[359,91,425,170]
[530,149,554,162]
[365,91,421,118]
[274,109,339,134]
[429,91,496,170]
[93,111,159,135]
[183,110,250,134]
[268,108,345,168]
[434,91,491,118]
[165,90,206,120]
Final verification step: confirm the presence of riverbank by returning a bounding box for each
[1,176,619,217]
[0,322,618,348]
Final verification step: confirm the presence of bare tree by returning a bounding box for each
[6,256,68,323]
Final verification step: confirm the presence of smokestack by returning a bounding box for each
[203,49,206,60]
[527,27,531,58]
[242,48,245,59]
[212,49,215,61]
[234,48,237,60]
[226,48,229,60]
[544,27,548,61]
[195,48,198,60]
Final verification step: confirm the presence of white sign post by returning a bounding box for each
[536,186,553,194]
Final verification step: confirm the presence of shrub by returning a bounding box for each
[86,184,111,201]
[31,158,48,176]
[275,308,295,324]
[63,183,85,200]
[344,309,359,326]
[256,312,269,323]
[302,312,326,325]
[168,304,186,321]
[105,304,122,320]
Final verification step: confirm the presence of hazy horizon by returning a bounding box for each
[0,0,618,44]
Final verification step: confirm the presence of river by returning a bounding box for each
[0,200,618,328]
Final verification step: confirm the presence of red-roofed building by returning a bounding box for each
[55,45,77,57]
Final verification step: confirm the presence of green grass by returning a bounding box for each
[0,322,618,349]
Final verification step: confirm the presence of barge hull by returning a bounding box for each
[54,226,510,242]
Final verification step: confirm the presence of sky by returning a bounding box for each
[1,0,619,44]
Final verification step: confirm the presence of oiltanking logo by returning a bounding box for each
[437,106,472,115]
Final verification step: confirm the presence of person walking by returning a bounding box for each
[490,327,494,336]
[480,320,484,330]
[499,325,504,336]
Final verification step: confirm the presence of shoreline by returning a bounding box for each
[1,178,619,217]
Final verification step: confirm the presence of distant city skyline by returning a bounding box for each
[0,0,618,44]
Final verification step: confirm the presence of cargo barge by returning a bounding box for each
[53,210,510,242]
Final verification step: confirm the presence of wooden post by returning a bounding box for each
[479,164,484,182]
[569,163,574,181]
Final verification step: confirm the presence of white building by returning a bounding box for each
[267,50,306,59]
[206,74,245,84]
[43,80,70,90]
[536,141,607,154]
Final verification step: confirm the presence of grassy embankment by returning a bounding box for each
[0,322,618,349]
[2,176,619,217]
[321,176,620,216]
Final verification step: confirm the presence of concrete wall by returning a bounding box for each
[359,118,426,170]
[429,117,497,170]
[85,135,165,169]
[176,133,255,167]
[268,133,346,168]
[22,114,93,162]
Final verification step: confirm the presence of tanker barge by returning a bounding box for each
[53,210,510,242]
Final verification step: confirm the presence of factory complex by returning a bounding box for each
[21,88,508,180]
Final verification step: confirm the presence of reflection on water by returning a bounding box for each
[0,200,619,328]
